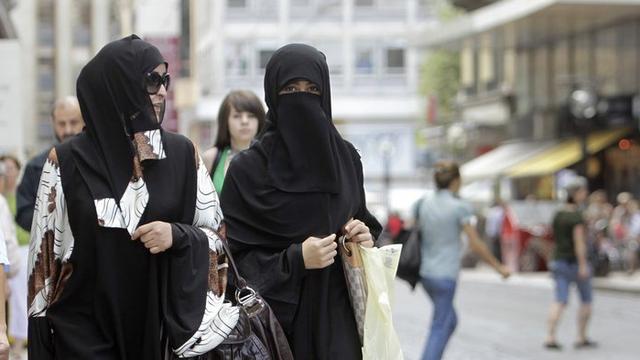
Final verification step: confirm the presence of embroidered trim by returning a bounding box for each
[133,129,166,161]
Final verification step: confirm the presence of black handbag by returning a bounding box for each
[207,238,295,360]
[396,197,424,290]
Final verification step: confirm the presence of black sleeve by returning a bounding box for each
[28,317,55,359]
[16,161,42,231]
[229,241,306,332]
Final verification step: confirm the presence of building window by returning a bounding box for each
[226,0,278,21]
[259,49,276,69]
[226,43,251,76]
[355,48,374,74]
[384,48,405,74]
[355,0,374,7]
[290,0,342,19]
[291,0,311,6]
[227,0,247,8]
[617,22,638,93]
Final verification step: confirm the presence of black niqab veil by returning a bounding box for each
[74,34,167,201]
[258,43,356,194]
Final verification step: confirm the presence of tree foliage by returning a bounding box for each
[419,50,460,121]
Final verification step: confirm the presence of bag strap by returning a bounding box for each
[216,226,248,290]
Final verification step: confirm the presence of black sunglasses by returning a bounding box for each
[144,72,171,94]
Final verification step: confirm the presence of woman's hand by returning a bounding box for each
[344,219,374,248]
[302,234,337,269]
[132,221,173,254]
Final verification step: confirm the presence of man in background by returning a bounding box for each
[16,96,83,231]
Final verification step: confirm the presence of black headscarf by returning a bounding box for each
[257,43,356,194]
[73,34,167,201]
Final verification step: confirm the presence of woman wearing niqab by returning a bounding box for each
[27,35,239,359]
[220,44,382,360]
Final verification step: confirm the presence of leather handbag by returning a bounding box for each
[206,237,294,360]
[338,234,368,344]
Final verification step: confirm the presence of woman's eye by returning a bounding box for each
[310,86,320,93]
[285,86,296,92]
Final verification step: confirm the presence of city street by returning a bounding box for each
[393,272,640,360]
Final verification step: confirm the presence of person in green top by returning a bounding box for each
[545,176,595,351]
[202,90,266,193]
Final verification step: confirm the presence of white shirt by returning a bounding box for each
[0,226,9,265]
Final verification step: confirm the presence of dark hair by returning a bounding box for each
[214,90,266,150]
[0,154,21,171]
[565,177,588,204]
[434,161,460,190]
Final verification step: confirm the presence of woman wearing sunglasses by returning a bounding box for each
[27,35,238,359]
[220,44,382,359]
[202,90,265,194]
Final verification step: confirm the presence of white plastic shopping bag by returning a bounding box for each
[360,244,404,360]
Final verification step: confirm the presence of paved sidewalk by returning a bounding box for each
[462,267,640,294]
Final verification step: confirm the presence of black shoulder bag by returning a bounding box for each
[396,197,424,290]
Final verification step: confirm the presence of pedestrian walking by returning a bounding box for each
[416,161,510,360]
[202,90,265,193]
[220,43,382,360]
[27,35,238,359]
[0,155,29,358]
[544,176,596,350]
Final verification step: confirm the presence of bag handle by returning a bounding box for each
[215,224,262,309]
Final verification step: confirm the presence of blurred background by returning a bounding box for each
[1,1,640,358]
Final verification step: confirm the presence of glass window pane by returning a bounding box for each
[227,0,247,8]
[226,43,251,76]
[595,27,617,95]
[385,48,405,74]
[355,48,374,74]
[355,0,374,7]
[618,22,638,93]
[259,49,275,69]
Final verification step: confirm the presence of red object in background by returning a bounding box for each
[475,145,494,156]
[426,95,437,125]
[145,36,181,133]
[387,215,404,239]
[500,207,521,273]
[500,205,553,272]
[618,138,632,150]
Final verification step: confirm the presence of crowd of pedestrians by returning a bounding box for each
[585,190,640,275]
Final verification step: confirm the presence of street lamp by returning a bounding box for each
[568,86,597,177]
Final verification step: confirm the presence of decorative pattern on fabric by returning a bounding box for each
[133,129,166,161]
[27,149,75,317]
[94,177,149,236]
[173,157,239,358]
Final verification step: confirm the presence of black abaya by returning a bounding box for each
[220,44,382,360]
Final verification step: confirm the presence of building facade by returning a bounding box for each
[8,0,124,156]
[420,0,640,200]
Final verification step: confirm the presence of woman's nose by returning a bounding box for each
[157,84,168,98]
